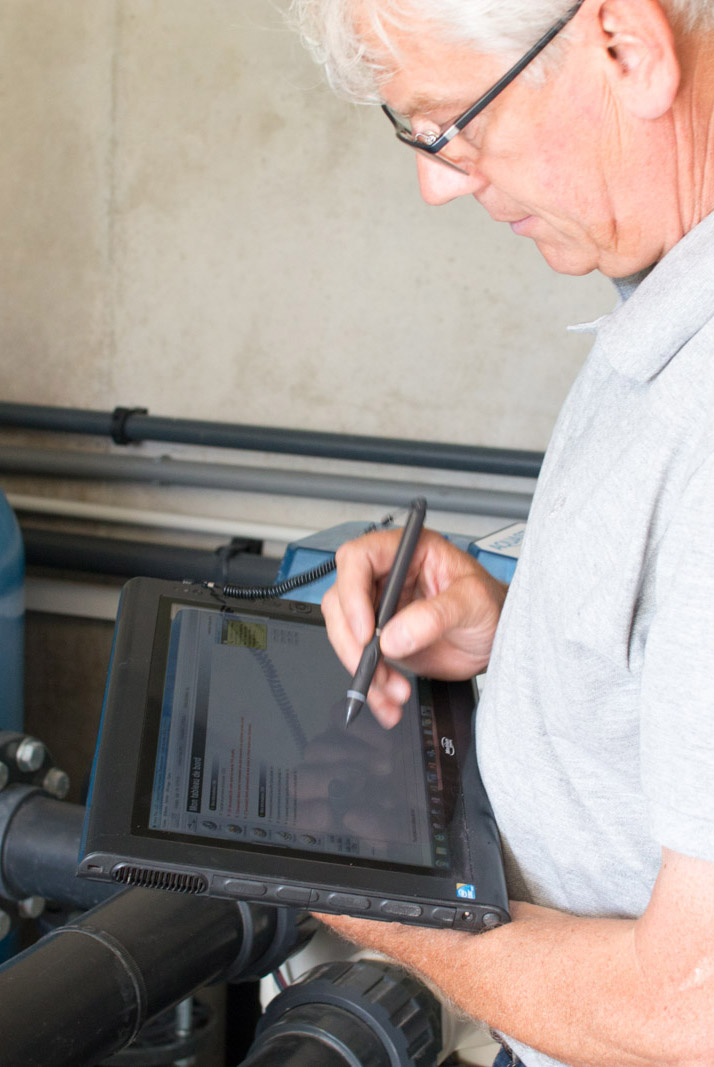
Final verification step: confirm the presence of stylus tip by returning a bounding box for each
[344,696,363,728]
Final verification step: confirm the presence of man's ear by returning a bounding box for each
[596,0,680,118]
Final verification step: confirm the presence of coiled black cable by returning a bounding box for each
[219,556,337,600]
[205,512,401,601]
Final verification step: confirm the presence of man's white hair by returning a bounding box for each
[289,0,714,102]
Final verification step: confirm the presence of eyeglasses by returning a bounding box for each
[382,0,585,174]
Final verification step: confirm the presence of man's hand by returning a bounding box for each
[321,526,507,727]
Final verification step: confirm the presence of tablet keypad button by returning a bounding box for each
[275,885,313,905]
[430,907,457,925]
[380,900,423,919]
[326,892,371,911]
[214,878,267,897]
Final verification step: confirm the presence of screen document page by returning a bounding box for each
[149,607,445,869]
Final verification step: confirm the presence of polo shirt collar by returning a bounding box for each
[585,209,714,383]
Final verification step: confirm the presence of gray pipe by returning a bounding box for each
[0,402,544,479]
[0,445,533,519]
[22,528,279,587]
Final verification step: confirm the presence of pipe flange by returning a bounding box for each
[254,958,442,1067]
[0,732,70,803]
[224,905,319,984]
[0,785,44,901]
[110,407,148,446]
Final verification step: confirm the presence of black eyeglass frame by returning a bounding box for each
[382,0,585,171]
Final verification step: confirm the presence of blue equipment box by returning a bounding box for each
[276,520,525,603]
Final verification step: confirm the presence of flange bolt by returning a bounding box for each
[18,897,45,920]
[43,767,70,800]
[15,737,46,774]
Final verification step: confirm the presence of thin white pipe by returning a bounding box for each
[24,576,121,621]
[6,493,314,547]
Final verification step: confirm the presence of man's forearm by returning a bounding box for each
[401,905,651,1067]
[320,903,708,1067]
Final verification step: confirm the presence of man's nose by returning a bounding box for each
[415,153,483,205]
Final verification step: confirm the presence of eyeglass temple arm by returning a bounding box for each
[445,0,586,140]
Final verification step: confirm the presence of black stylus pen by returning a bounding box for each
[344,497,427,728]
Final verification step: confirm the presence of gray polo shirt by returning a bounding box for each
[477,210,714,1067]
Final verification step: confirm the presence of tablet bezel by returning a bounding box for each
[79,577,509,932]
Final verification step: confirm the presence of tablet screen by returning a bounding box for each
[134,603,459,874]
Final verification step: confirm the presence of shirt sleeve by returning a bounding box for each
[641,449,714,861]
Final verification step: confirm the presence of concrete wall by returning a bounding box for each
[1,13,611,1053]
[0,0,612,540]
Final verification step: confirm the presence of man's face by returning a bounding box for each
[380,21,675,277]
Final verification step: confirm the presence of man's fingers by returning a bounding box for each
[380,582,468,660]
[322,527,504,722]
[322,581,367,674]
[332,532,402,645]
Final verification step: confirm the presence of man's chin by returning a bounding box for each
[533,238,599,277]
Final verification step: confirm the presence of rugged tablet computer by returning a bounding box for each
[78,577,509,933]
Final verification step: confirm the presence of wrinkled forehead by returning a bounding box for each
[353,2,508,115]
[347,0,578,110]
[352,4,484,88]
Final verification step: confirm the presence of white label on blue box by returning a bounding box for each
[473,522,527,559]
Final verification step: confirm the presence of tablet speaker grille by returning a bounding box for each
[111,864,208,895]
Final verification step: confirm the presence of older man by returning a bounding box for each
[291,1,714,1065]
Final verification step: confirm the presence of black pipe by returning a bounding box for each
[0,787,117,910]
[0,887,247,1066]
[0,787,317,1066]
[0,402,544,479]
[0,787,312,971]
[22,528,279,587]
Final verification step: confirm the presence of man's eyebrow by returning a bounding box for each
[393,91,465,117]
